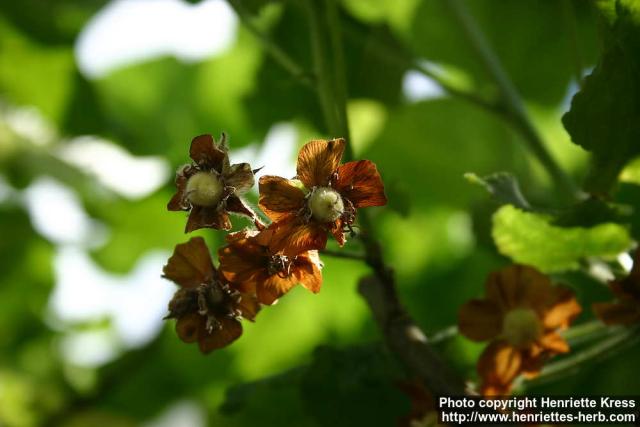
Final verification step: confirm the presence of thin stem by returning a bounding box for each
[306,0,341,137]
[325,0,352,157]
[446,0,576,198]
[561,0,584,87]
[340,21,504,116]
[320,248,366,261]
[525,325,640,388]
[226,0,313,86]
[430,325,459,344]
[561,319,609,346]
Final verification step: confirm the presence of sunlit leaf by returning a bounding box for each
[492,204,632,272]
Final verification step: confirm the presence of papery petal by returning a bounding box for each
[258,274,299,305]
[542,286,581,329]
[294,251,323,293]
[226,195,255,219]
[537,331,569,354]
[198,316,242,353]
[593,301,640,325]
[477,341,522,393]
[258,176,306,222]
[328,218,347,246]
[458,300,502,341]
[190,134,225,172]
[237,293,261,321]
[168,173,188,211]
[486,265,549,310]
[297,138,345,188]
[175,313,202,343]
[218,237,265,284]
[224,163,255,194]
[163,237,215,288]
[334,160,387,208]
[265,220,328,256]
[186,205,231,232]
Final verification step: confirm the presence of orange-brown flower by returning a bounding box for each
[163,237,260,353]
[218,229,322,305]
[168,134,256,232]
[258,138,386,256]
[458,265,581,396]
[593,250,640,325]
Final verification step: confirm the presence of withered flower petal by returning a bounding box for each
[457,299,502,341]
[261,219,328,257]
[218,230,323,305]
[258,176,306,222]
[163,237,260,353]
[477,340,522,396]
[333,160,387,208]
[296,138,346,188]
[190,134,226,172]
[256,138,385,256]
[198,316,243,353]
[169,133,257,233]
[458,264,581,396]
[162,237,215,288]
[223,163,256,194]
[186,205,231,233]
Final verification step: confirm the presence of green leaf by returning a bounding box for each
[465,172,531,210]
[552,197,632,228]
[562,0,640,194]
[221,345,408,427]
[410,0,599,105]
[492,204,632,272]
[366,99,524,208]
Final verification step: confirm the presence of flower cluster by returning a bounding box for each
[458,265,581,395]
[163,134,386,352]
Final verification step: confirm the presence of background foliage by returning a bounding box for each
[1,0,639,425]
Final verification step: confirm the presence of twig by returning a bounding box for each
[524,325,640,388]
[341,22,504,116]
[446,0,576,198]
[320,248,366,261]
[226,0,313,87]
[358,276,467,396]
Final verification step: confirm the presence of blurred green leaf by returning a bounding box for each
[562,0,640,194]
[410,0,598,105]
[366,99,524,208]
[0,18,75,124]
[0,0,106,46]
[88,191,204,273]
[221,344,408,427]
[553,197,632,227]
[492,204,632,272]
[244,4,410,138]
[300,345,408,427]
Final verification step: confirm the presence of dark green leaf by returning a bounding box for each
[562,0,640,194]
